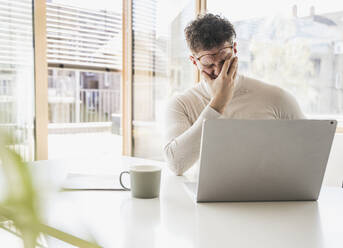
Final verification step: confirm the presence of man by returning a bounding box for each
[163,14,305,176]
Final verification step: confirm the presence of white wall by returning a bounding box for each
[323,133,343,187]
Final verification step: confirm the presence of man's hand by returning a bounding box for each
[201,55,238,114]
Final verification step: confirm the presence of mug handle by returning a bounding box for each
[119,171,130,190]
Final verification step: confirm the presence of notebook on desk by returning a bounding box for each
[61,173,125,191]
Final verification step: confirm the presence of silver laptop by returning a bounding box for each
[185,119,337,202]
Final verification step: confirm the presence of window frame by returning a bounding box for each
[34,0,49,160]
[34,0,206,159]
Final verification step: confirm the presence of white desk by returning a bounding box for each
[31,156,343,248]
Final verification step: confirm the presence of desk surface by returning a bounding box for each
[32,156,343,248]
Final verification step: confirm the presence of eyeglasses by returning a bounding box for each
[194,45,234,69]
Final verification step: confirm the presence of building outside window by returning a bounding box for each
[208,0,343,120]
[46,0,123,159]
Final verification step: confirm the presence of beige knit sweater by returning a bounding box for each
[163,74,306,175]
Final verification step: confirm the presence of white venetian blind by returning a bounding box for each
[132,0,166,74]
[0,0,33,69]
[0,0,35,161]
[46,1,122,70]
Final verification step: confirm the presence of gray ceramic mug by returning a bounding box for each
[119,165,161,198]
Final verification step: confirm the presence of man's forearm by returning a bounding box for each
[163,105,221,175]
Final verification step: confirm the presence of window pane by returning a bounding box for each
[208,0,343,119]
[132,0,195,159]
[46,0,122,159]
[0,0,35,160]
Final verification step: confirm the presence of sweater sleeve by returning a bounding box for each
[163,96,221,175]
[274,89,307,120]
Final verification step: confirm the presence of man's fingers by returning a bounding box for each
[232,68,237,80]
[227,57,238,79]
[219,54,235,78]
[201,70,213,83]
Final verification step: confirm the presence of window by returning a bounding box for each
[46,0,122,159]
[311,58,321,77]
[208,0,343,122]
[0,0,35,160]
[131,0,196,160]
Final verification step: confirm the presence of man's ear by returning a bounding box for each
[233,42,237,54]
[189,55,197,66]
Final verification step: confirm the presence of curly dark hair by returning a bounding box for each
[184,13,236,53]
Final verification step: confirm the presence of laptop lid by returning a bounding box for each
[196,120,337,202]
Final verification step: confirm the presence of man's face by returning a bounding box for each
[190,41,237,80]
